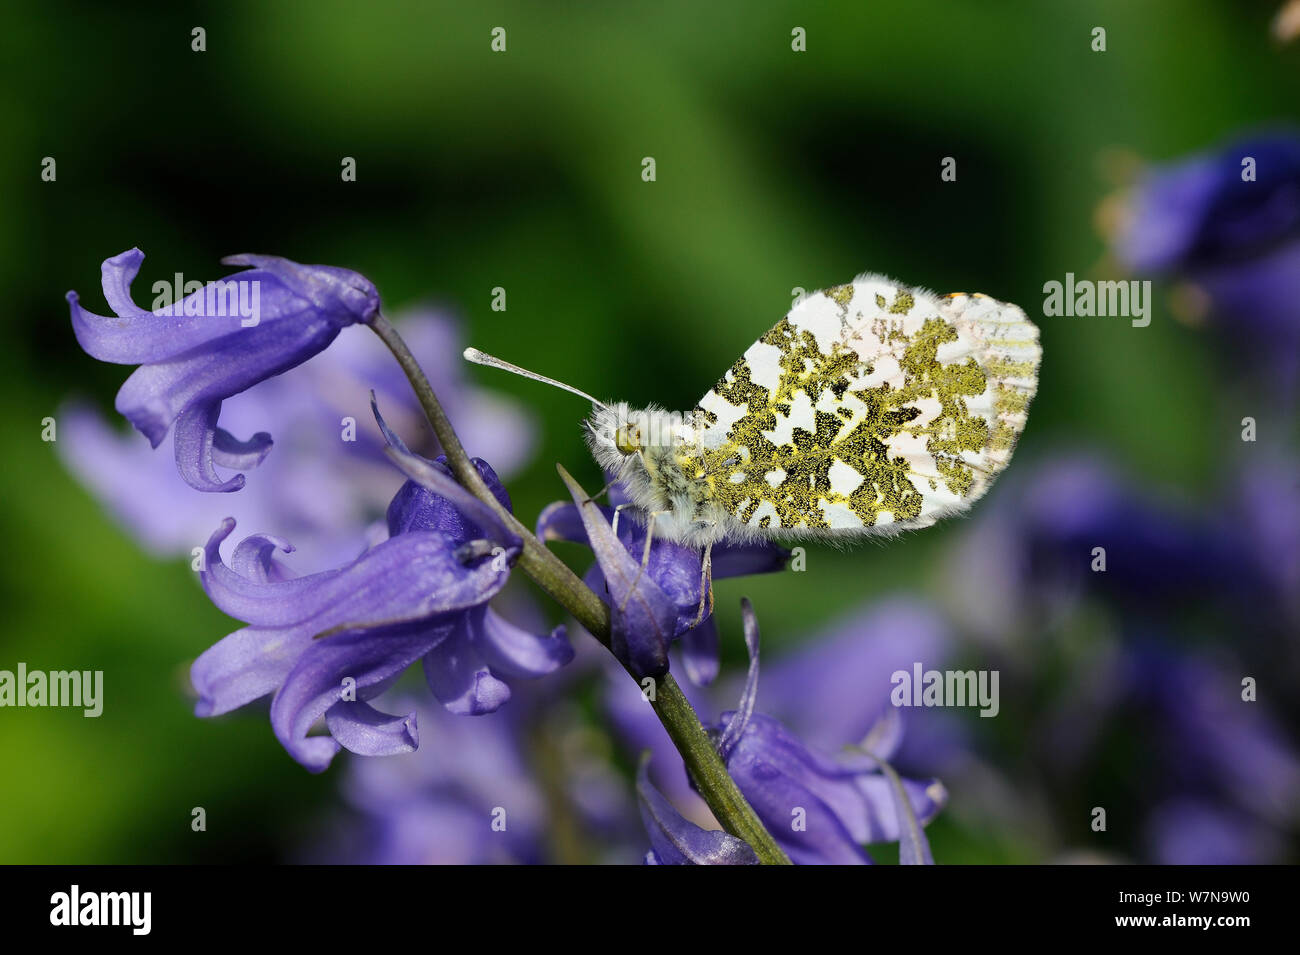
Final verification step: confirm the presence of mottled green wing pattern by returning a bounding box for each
[689,274,1040,535]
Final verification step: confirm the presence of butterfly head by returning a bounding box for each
[584,402,644,475]
[584,402,689,506]
[460,348,687,511]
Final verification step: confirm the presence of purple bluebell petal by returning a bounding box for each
[192,617,432,720]
[636,757,758,865]
[423,617,513,715]
[859,708,905,763]
[536,500,585,543]
[373,396,517,548]
[212,426,273,470]
[709,540,791,578]
[855,773,947,850]
[68,249,247,364]
[60,307,537,567]
[173,402,250,492]
[386,456,513,544]
[115,304,349,448]
[558,466,674,678]
[271,624,444,772]
[472,607,574,680]
[719,712,869,863]
[221,253,381,326]
[325,699,419,758]
[230,533,296,583]
[199,519,342,625]
[617,526,705,627]
[191,623,318,717]
[191,508,514,723]
[719,709,947,864]
[679,614,719,687]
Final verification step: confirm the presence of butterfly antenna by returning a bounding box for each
[463,347,610,411]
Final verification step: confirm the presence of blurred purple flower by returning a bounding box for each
[1119,132,1300,276]
[328,699,548,864]
[59,310,535,574]
[946,455,1269,641]
[1146,800,1277,866]
[1116,131,1300,395]
[1229,454,1300,626]
[1128,644,1300,831]
[192,441,572,771]
[540,477,787,681]
[756,598,956,766]
[68,249,380,492]
[1041,635,1300,863]
[317,684,642,865]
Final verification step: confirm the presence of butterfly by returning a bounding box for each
[466,273,1040,616]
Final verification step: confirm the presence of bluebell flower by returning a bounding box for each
[192,422,572,771]
[607,595,961,824]
[636,756,758,865]
[59,310,536,572]
[540,476,788,682]
[624,599,947,864]
[712,601,946,864]
[68,249,381,492]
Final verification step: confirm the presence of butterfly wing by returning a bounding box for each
[690,274,1040,536]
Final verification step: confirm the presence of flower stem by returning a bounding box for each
[370,314,791,865]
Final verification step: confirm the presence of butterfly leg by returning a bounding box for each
[689,538,715,629]
[617,510,669,614]
[610,503,632,539]
[582,476,619,505]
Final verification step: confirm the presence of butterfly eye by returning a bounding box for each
[615,425,641,454]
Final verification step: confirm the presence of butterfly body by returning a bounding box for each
[584,273,1041,548]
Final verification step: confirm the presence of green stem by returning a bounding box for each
[370,314,791,865]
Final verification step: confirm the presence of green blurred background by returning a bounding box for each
[1,0,1297,863]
